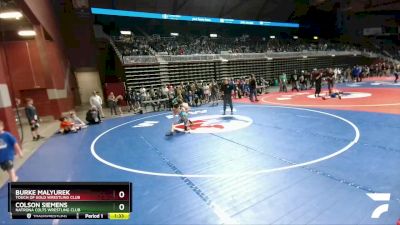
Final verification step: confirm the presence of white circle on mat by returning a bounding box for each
[90,105,360,178]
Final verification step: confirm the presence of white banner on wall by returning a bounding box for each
[363,27,383,36]
[72,0,89,9]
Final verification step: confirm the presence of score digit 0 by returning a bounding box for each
[118,191,125,199]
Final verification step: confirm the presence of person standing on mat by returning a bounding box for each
[326,68,335,94]
[210,80,220,106]
[249,74,259,102]
[221,78,234,115]
[107,92,118,116]
[310,68,317,89]
[279,73,288,92]
[394,65,399,83]
[291,72,299,92]
[315,70,322,98]
[0,120,23,182]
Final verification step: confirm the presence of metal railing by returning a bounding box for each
[123,55,158,64]
[121,50,364,64]
[107,36,123,62]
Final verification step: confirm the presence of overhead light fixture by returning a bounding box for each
[331,54,335,57]
[170,32,179,36]
[269,35,275,39]
[120,30,131,35]
[0,11,23,20]
[302,55,308,59]
[313,36,319,40]
[293,36,298,39]
[210,33,218,38]
[18,30,36,37]
[267,57,273,60]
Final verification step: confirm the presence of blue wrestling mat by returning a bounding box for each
[1,102,400,225]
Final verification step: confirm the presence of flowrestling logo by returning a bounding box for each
[174,115,253,134]
[367,193,391,219]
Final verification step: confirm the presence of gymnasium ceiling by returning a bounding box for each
[311,0,400,13]
[0,0,35,40]
[90,0,400,23]
[90,0,300,22]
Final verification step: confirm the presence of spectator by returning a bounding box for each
[134,92,142,111]
[116,95,124,115]
[125,88,134,112]
[86,106,102,125]
[249,74,259,102]
[108,92,118,116]
[89,91,104,118]
[59,116,79,134]
[69,111,87,129]
[299,73,307,90]
[203,83,210,103]
[140,85,146,101]
[279,73,288,92]
[151,92,161,111]
[0,120,23,182]
[291,72,299,92]
[210,81,219,106]
[25,98,44,141]
[326,68,335,94]
[315,70,323,97]
[161,85,169,99]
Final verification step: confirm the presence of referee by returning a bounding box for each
[221,78,235,115]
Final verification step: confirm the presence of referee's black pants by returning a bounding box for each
[223,95,233,113]
[315,83,322,96]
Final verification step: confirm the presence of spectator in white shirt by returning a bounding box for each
[89,91,105,118]
[139,86,146,102]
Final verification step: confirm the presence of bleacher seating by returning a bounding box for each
[109,33,397,94]
[113,34,360,56]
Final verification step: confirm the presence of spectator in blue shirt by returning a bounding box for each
[0,120,23,182]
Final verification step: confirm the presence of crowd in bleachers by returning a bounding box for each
[113,34,359,56]
[114,35,153,56]
[108,33,400,117]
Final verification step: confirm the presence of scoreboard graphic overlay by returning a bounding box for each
[8,182,132,220]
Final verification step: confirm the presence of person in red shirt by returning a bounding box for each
[59,117,79,134]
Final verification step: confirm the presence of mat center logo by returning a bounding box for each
[174,115,253,133]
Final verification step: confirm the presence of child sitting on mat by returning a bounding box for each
[69,111,87,129]
[59,116,80,134]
